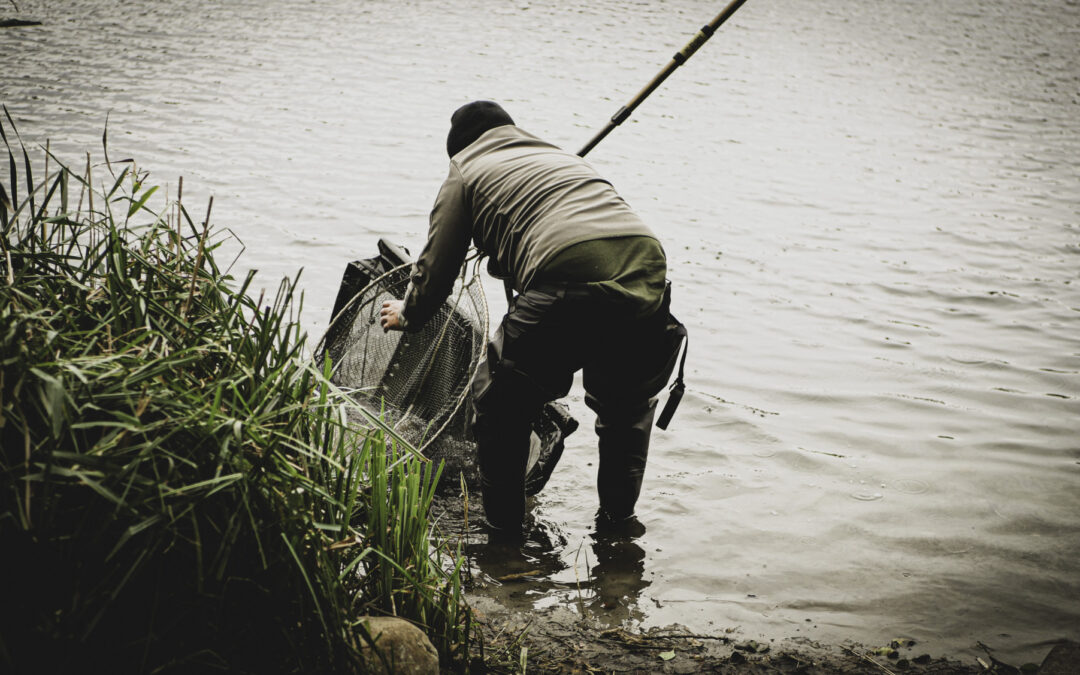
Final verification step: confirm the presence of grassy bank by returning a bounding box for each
[0,118,469,673]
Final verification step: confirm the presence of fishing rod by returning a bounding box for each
[570,0,750,429]
[577,0,751,158]
[501,0,751,304]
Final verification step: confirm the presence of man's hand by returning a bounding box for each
[380,300,406,332]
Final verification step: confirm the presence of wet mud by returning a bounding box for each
[469,597,987,674]
[432,492,1030,674]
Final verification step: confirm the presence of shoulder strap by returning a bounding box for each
[655,323,688,430]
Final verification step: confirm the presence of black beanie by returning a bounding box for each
[446,101,515,158]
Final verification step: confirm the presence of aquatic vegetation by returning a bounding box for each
[0,116,469,672]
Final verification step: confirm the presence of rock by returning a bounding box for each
[1038,640,1080,675]
[357,616,439,675]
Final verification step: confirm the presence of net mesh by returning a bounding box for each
[320,240,576,494]
[322,263,488,455]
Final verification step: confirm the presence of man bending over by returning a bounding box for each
[381,101,680,539]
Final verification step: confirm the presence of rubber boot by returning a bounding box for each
[475,397,533,540]
[587,395,657,521]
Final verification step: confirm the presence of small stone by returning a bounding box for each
[728,650,746,664]
[357,616,439,675]
[913,653,931,664]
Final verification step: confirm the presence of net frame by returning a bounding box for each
[320,259,489,455]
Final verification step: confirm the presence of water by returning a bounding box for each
[4,0,1079,663]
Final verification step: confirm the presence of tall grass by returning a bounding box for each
[0,115,469,673]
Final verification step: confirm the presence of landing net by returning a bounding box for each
[321,263,488,455]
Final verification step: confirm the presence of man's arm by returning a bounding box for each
[382,163,472,332]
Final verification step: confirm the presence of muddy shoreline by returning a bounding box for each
[432,493,1059,674]
[468,595,989,674]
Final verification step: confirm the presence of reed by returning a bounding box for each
[0,115,470,673]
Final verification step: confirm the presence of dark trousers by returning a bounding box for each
[471,283,682,534]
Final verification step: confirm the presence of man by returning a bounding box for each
[381,101,681,538]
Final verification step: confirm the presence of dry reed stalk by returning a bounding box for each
[175,175,182,262]
[85,152,94,251]
[40,140,49,239]
[182,195,212,317]
[75,153,88,219]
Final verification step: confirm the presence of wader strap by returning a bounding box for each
[656,323,688,430]
[503,278,515,306]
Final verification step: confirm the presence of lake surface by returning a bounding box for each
[4,0,1078,664]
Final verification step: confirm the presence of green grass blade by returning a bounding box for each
[126,184,158,218]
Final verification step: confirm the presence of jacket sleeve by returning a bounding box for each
[401,163,472,330]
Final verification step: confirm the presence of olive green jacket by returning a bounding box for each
[402,125,658,328]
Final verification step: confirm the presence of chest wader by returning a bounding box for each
[471,282,686,537]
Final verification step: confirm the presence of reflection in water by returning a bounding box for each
[469,518,568,585]
[467,514,652,626]
[587,517,651,624]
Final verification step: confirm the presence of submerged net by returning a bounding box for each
[322,262,487,455]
